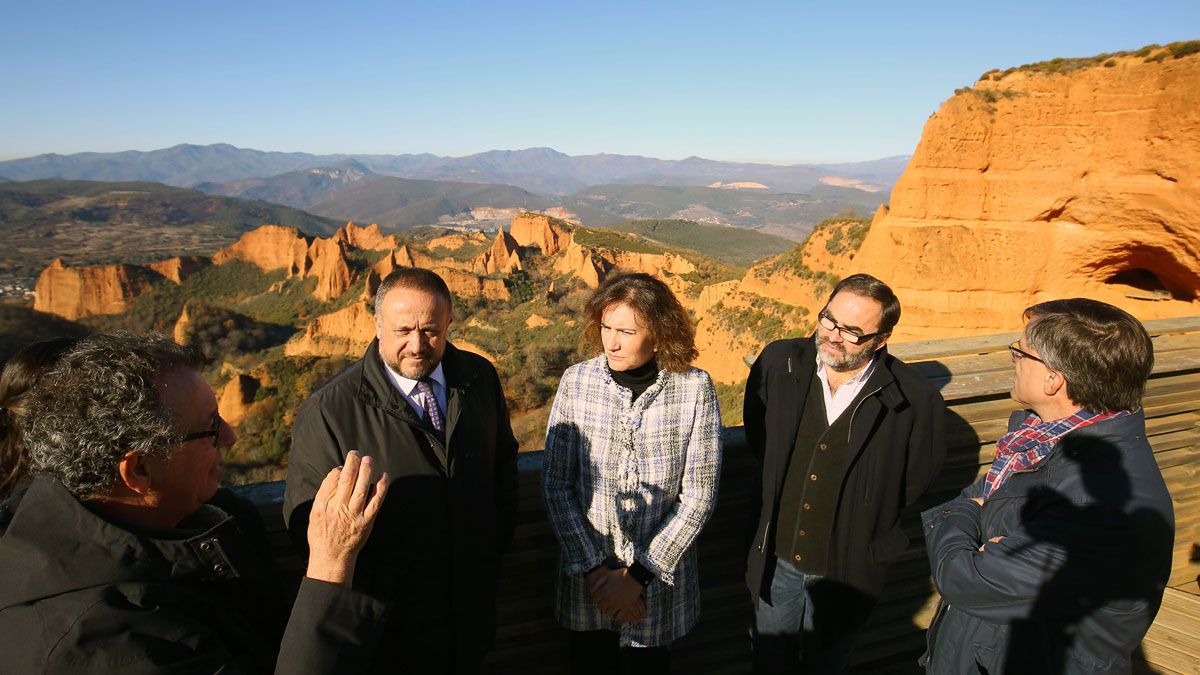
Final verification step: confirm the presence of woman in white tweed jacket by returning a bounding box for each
[542,272,723,674]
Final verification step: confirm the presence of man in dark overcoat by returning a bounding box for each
[744,273,946,673]
[285,267,519,674]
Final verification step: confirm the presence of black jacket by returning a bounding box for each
[0,477,387,674]
[744,337,946,601]
[922,410,1174,674]
[283,340,519,672]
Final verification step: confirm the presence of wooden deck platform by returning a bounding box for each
[234,316,1200,673]
[1138,588,1200,675]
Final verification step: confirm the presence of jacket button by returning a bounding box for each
[819,443,827,451]
[803,503,812,510]
[798,530,807,537]
[810,474,818,481]
[794,554,802,562]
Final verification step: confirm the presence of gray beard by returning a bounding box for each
[815,335,876,372]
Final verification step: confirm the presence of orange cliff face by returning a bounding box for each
[147,256,207,284]
[337,222,397,251]
[305,237,353,301]
[285,301,377,357]
[213,224,353,301]
[33,259,156,321]
[212,224,310,276]
[850,50,1200,340]
[510,213,569,255]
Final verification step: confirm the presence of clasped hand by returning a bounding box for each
[305,451,389,588]
[587,567,646,625]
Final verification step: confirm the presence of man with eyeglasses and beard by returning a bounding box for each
[743,273,946,673]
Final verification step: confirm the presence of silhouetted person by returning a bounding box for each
[744,273,946,673]
[542,273,722,674]
[922,299,1174,674]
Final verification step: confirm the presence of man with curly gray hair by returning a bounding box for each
[0,331,393,673]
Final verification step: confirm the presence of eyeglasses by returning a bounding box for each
[181,413,223,447]
[1007,341,1046,365]
[817,309,884,345]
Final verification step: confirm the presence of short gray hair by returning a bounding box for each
[24,332,205,498]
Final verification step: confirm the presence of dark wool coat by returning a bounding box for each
[283,340,519,673]
[922,410,1174,674]
[744,337,947,604]
[0,477,387,674]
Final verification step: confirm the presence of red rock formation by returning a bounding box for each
[510,213,569,255]
[472,230,523,275]
[437,267,510,301]
[361,269,381,302]
[306,237,353,302]
[552,235,697,288]
[173,304,193,345]
[337,222,397,251]
[553,240,607,288]
[284,301,377,357]
[33,259,155,320]
[212,224,310,276]
[218,374,260,426]
[148,256,207,284]
[850,49,1200,339]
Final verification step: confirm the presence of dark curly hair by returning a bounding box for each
[582,273,698,373]
[24,332,205,498]
[0,337,79,499]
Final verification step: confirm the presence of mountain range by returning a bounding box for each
[0,144,908,197]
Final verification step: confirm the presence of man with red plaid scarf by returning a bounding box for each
[921,299,1175,675]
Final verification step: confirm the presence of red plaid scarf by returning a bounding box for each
[982,409,1127,498]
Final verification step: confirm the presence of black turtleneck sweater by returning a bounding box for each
[608,358,659,403]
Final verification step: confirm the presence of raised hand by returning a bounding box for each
[305,451,389,587]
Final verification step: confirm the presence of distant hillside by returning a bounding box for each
[602,219,794,266]
[0,143,345,187]
[196,160,377,209]
[306,176,557,228]
[0,179,342,277]
[566,183,888,241]
[0,144,908,197]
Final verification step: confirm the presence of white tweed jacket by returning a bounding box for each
[542,356,722,647]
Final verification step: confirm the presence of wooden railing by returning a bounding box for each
[232,317,1200,673]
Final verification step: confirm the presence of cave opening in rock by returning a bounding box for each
[1103,267,1193,301]
[1106,268,1166,293]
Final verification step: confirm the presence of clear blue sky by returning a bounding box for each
[1,0,1196,163]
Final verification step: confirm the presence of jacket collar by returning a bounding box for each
[0,476,240,609]
[798,335,903,409]
[356,339,478,411]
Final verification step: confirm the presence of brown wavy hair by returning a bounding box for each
[582,273,698,373]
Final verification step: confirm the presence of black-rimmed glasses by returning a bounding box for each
[1008,341,1045,365]
[817,309,884,345]
[181,413,223,447]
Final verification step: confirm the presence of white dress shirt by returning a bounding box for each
[815,353,878,425]
[382,361,448,422]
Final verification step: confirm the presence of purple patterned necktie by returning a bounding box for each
[415,377,444,436]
